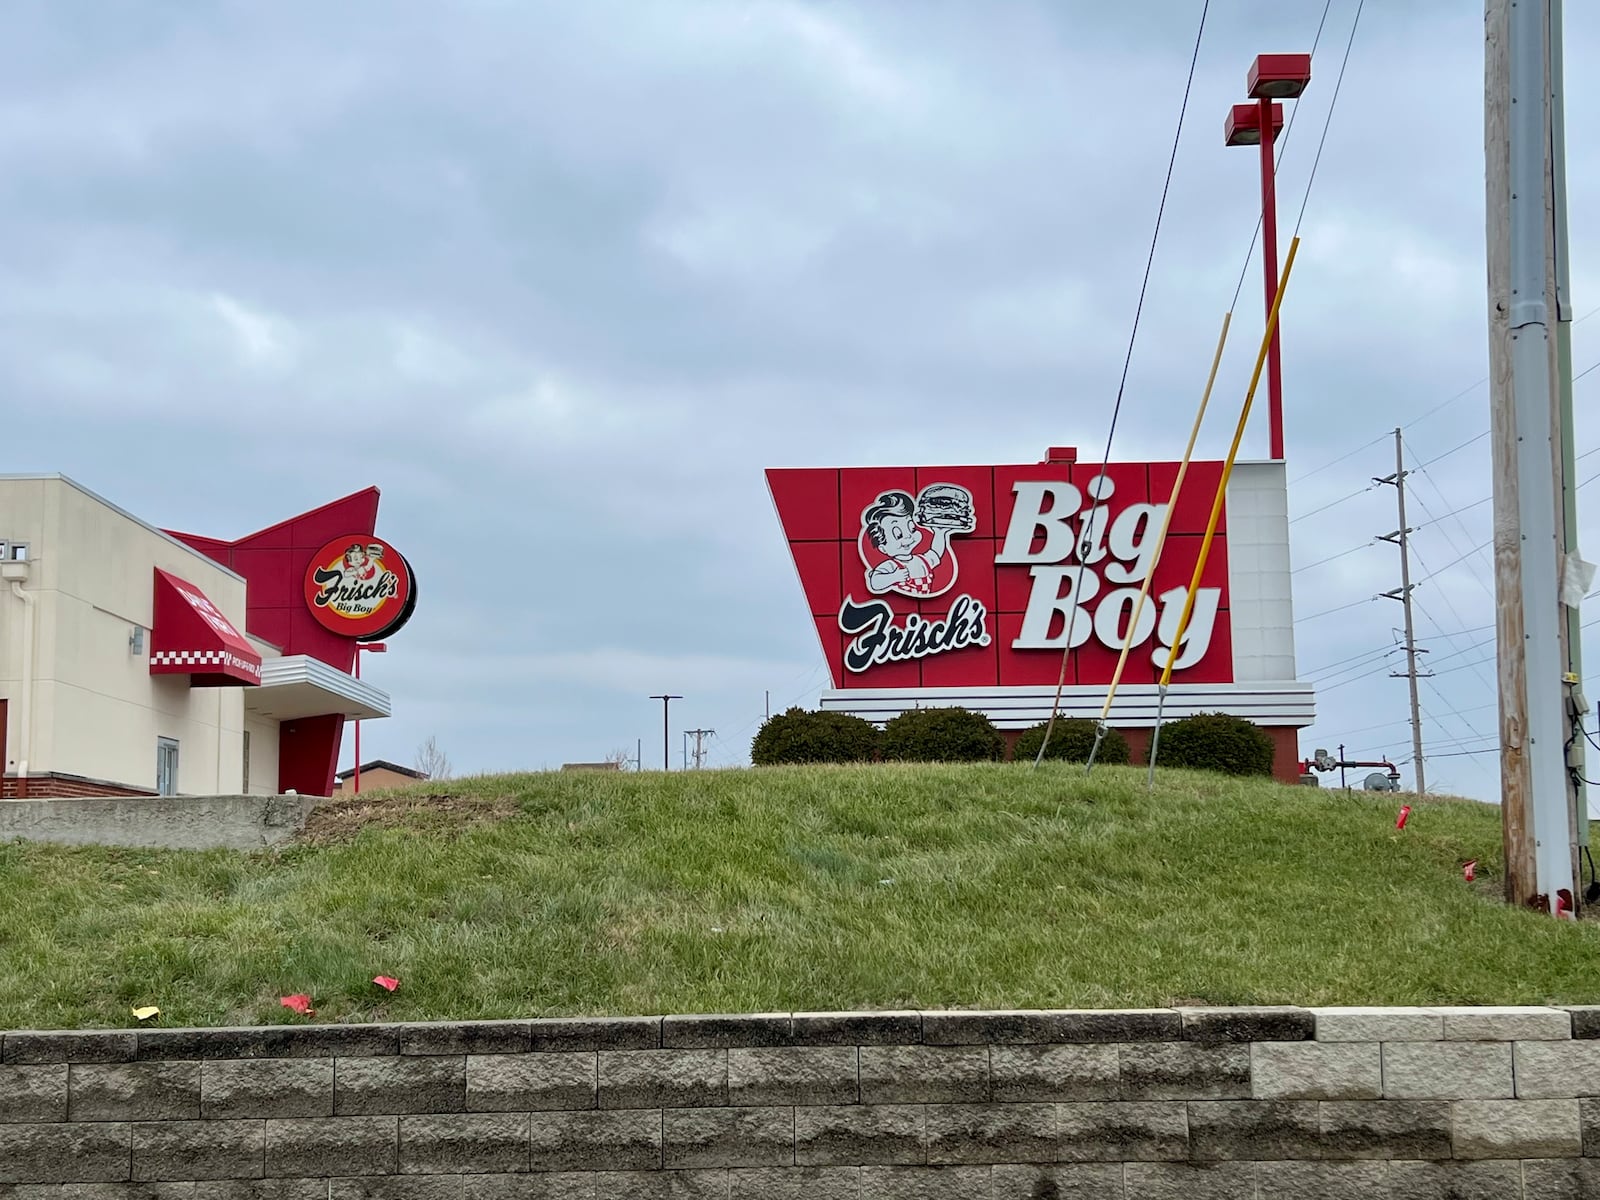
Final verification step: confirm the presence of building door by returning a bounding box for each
[156,737,179,796]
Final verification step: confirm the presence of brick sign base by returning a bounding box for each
[2,1005,1599,1197]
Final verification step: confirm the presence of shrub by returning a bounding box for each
[1012,717,1130,765]
[1154,711,1275,777]
[880,707,1005,763]
[750,707,880,765]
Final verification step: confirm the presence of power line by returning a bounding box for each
[1411,536,1491,588]
[1407,487,1496,601]
[1409,478,1491,527]
[1302,320,1600,487]
[1290,433,1389,486]
[1037,0,1210,762]
[1290,483,1376,524]
[1298,595,1374,623]
[1301,642,1400,680]
[1431,653,1497,679]
[1306,641,1399,679]
[1293,540,1374,573]
[1421,633,1497,671]
[1423,678,1488,743]
[1405,457,1600,586]
[1290,0,1365,240]
[1088,0,1210,492]
[1399,377,1489,434]
[1299,616,1496,689]
[1412,430,1490,471]
[1311,649,1405,691]
[1413,592,1495,693]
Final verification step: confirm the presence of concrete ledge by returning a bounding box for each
[10,1006,1598,1064]
[0,793,319,851]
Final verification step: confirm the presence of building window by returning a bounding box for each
[156,738,179,797]
[242,731,251,794]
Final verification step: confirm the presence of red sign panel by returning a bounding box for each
[303,535,416,641]
[767,455,1233,689]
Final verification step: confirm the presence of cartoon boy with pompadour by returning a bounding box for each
[861,486,972,596]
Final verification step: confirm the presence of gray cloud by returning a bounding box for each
[4,0,1597,796]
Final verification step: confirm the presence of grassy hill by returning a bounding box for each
[1,764,1596,1030]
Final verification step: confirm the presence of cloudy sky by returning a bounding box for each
[5,0,1597,803]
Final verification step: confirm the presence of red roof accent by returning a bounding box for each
[162,487,390,797]
[166,487,382,674]
[149,569,263,687]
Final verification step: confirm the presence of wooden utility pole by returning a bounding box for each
[1377,428,1428,795]
[686,728,716,770]
[1484,0,1576,910]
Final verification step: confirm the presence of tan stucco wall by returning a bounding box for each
[0,477,278,795]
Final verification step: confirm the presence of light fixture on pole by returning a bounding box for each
[1224,52,1312,463]
[353,642,387,794]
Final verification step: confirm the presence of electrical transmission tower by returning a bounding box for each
[1376,427,1430,794]
[686,728,716,770]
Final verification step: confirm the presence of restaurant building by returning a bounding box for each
[767,446,1312,780]
[0,475,414,799]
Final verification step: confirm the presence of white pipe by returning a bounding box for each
[10,581,34,791]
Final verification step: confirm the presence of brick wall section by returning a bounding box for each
[1,774,154,799]
[3,1005,1600,1198]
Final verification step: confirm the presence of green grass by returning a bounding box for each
[1,764,1597,1029]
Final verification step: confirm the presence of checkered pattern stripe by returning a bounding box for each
[151,650,244,668]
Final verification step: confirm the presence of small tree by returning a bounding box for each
[1013,717,1130,764]
[1153,712,1275,777]
[751,708,880,765]
[414,735,453,781]
[880,707,1004,763]
[604,748,633,770]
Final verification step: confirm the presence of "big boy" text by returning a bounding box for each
[996,475,1220,671]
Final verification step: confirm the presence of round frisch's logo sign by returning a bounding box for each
[303,535,416,641]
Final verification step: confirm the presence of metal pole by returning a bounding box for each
[1550,0,1587,858]
[1258,96,1285,461]
[649,695,680,771]
[1146,686,1169,790]
[354,650,362,796]
[1378,429,1428,795]
[1087,311,1234,779]
[1486,0,1574,909]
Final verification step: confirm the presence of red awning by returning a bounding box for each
[150,568,263,687]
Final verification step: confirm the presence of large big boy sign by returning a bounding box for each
[766,453,1234,689]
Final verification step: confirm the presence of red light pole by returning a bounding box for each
[1224,53,1312,462]
[352,642,387,794]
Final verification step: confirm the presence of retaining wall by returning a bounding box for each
[0,793,317,851]
[3,1005,1600,1198]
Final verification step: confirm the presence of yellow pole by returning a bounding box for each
[1096,310,1232,724]
[1158,236,1301,689]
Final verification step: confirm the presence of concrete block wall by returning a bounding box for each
[4,1005,1600,1198]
